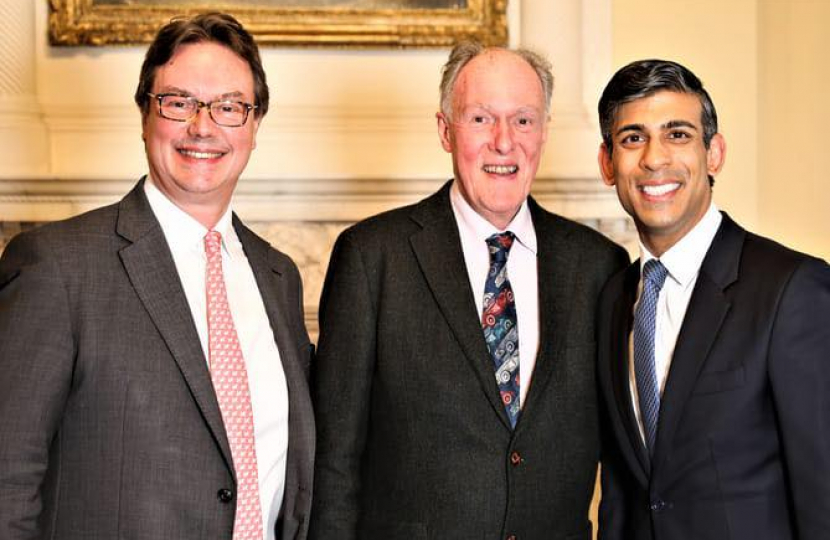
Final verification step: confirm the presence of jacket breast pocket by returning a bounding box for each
[692,365,745,395]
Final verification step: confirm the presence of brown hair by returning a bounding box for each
[134,12,268,119]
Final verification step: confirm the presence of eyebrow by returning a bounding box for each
[664,120,698,131]
[157,86,246,100]
[614,119,699,136]
[614,123,645,137]
[461,104,543,115]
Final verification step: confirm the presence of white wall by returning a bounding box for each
[1,1,625,228]
[611,0,828,260]
[758,0,830,261]
[611,0,760,231]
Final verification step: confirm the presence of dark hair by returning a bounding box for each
[134,12,268,119]
[598,59,717,154]
[439,40,554,119]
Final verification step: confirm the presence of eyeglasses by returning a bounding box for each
[147,93,257,127]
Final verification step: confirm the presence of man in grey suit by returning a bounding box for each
[309,41,628,539]
[0,13,314,540]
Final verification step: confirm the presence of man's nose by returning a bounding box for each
[187,105,216,137]
[492,120,515,154]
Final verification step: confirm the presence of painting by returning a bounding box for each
[49,0,507,47]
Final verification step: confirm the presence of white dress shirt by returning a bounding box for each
[450,182,540,406]
[144,178,288,540]
[629,202,722,443]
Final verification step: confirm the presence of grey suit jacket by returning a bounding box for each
[597,214,830,540]
[0,180,315,540]
[309,181,629,540]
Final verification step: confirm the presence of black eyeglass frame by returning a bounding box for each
[147,92,258,127]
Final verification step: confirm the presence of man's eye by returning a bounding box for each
[516,116,537,129]
[462,111,492,126]
[668,131,691,140]
[165,98,190,109]
[218,103,241,114]
[621,134,643,144]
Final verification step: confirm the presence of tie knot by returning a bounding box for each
[205,230,222,258]
[642,259,669,289]
[486,232,516,263]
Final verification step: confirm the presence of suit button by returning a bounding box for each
[217,488,234,503]
[649,499,667,512]
[510,451,522,466]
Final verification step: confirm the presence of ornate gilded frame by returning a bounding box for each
[49,0,507,47]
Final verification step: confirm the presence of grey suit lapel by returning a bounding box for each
[232,215,296,363]
[116,180,234,476]
[234,217,314,538]
[652,214,743,477]
[408,182,513,429]
[518,199,578,425]
[233,215,313,427]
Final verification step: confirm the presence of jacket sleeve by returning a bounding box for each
[768,256,830,538]
[0,233,75,539]
[308,229,376,540]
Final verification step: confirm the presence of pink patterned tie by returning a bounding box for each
[205,230,264,540]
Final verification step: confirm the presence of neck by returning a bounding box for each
[146,175,230,230]
[169,196,228,230]
[642,237,673,258]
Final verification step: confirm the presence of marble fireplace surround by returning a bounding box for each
[0,177,635,336]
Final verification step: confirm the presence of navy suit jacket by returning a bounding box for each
[598,213,830,539]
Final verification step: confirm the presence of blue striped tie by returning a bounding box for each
[633,259,669,455]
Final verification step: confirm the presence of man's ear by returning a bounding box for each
[706,132,726,176]
[598,143,616,187]
[141,110,148,143]
[436,112,453,154]
[251,115,262,150]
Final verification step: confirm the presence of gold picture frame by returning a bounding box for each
[49,0,508,48]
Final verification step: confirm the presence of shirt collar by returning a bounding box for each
[639,202,722,288]
[143,176,240,259]
[450,180,538,255]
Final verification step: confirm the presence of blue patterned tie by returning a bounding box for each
[482,232,520,428]
[633,259,669,455]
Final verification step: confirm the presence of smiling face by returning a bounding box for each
[142,41,260,228]
[437,50,549,230]
[599,90,726,256]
